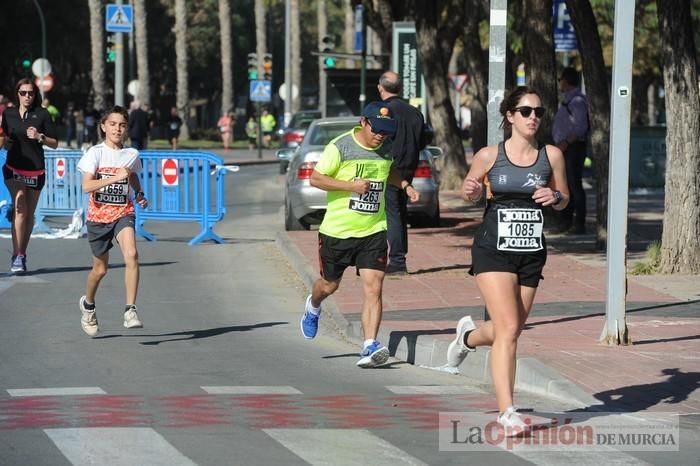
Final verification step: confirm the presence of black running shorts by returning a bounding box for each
[469,242,547,288]
[3,165,46,191]
[87,215,135,257]
[318,230,388,281]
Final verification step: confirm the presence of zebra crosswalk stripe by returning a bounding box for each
[44,428,196,466]
[7,387,106,396]
[264,428,427,466]
[201,386,302,395]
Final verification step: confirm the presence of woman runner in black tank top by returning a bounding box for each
[448,87,569,433]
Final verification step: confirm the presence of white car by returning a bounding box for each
[278,117,441,231]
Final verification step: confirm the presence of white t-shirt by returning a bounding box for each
[77,143,142,223]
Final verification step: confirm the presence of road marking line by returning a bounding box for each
[45,427,196,465]
[201,386,302,395]
[264,428,427,465]
[385,386,475,395]
[7,387,107,397]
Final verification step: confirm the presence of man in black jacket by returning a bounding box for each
[378,71,425,274]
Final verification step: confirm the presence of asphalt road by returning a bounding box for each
[0,165,696,465]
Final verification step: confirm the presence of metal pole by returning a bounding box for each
[318,0,327,118]
[359,16,367,114]
[31,0,47,100]
[601,0,636,346]
[128,0,136,84]
[114,0,125,106]
[257,102,262,160]
[284,0,292,127]
[483,0,508,321]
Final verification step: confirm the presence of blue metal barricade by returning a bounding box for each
[36,150,88,234]
[136,150,229,246]
[0,149,229,246]
[0,151,12,229]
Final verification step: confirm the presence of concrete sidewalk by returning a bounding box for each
[277,190,700,415]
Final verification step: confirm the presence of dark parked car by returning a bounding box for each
[277,116,441,231]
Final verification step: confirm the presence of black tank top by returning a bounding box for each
[475,142,553,254]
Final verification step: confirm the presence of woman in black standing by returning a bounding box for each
[0,78,58,273]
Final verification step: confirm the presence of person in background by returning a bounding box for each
[42,98,60,124]
[245,116,258,151]
[75,108,85,150]
[65,102,77,149]
[217,110,234,150]
[0,78,59,274]
[84,107,100,147]
[77,106,148,337]
[128,101,150,150]
[166,107,183,150]
[377,70,425,275]
[552,67,590,235]
[260,109,276,148]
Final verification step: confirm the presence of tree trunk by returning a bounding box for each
[174,0,190,139]
[565,0,611,249]
[462,0,488,154]
[255,0,266,80]
[343,0,354,68]
[88,0,107,111]
[656,0,700,273]
[522,0,557,143]
[219,0,233,116]
[414,1,467,189]
[291,0,301,113]
[133,0,150,106]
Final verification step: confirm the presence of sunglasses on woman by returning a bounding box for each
[514,106,545,118]
[18,90,35,97]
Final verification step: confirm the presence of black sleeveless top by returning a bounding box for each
[474,142,553,254]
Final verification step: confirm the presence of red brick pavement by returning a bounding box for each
[285,192,700,414]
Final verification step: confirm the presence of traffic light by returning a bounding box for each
[320,35,336,69]
[106,34,116,63]
[262,53,272,81]
[247,53,258,80]
[20,48,32,70]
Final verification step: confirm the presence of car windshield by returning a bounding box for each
[306,122,356,146]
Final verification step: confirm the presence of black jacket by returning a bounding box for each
[383,95,425,182]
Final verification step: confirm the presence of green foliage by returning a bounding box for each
[630,240,662,275]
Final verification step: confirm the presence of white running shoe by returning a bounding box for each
[497,406,529,437]
[446,315,476,367]
[123,306,143,328]
[79,296,99,337]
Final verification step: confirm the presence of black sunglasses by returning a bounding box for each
[514,106,545,118]
[18,90,35,97]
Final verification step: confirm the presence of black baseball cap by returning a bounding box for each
[361,101,397,134]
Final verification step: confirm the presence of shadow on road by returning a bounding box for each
[93,321,287,344]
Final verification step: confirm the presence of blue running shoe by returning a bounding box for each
[357,340,390,368]
[300,294,320,339]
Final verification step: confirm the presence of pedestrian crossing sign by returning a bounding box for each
[105,4,133,33]
[250,80,272,103]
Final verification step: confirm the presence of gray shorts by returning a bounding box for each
[87,215,135,257]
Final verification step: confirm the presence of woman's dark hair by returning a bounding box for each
[99,105,129,139]
[499,86,542,130]
[13,78,41,110]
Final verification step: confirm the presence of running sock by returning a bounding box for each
[83,301,95,310]
[363,339,375,349]
[464,330,476,350]
[307,299,320,316]
[125,304,135,312]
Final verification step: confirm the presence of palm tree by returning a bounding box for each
[133,0,150,106]
[291,0,301,113]
[219,0,233,116]
[255,0,266,79]
[174,0,190,139]
[88,0,107,111]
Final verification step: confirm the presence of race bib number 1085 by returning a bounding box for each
[496,208,544,252]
